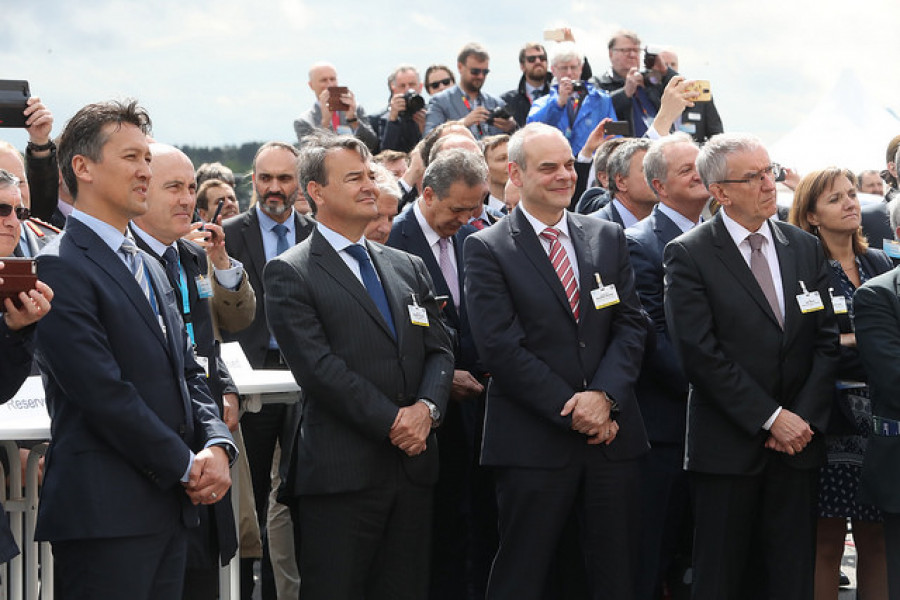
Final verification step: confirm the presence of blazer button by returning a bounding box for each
[579,341,586,348]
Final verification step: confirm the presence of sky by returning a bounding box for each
[3,0,900,168]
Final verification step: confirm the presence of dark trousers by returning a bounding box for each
[487,456,642,600]
[294,466,433,600]
[690,461,818,600]
[53,526,187,600]
[885,512,900,600]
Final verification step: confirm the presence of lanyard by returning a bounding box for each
[175,261,195,345]
[462,96,484,137]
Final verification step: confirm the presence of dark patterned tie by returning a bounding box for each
[345,244,396,339]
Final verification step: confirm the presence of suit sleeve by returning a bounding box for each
[0,321,33,402]
[425,95,448,135]
[854,277,900,419]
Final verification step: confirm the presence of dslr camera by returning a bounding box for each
[485,106,511,125]
[399,90,425,118]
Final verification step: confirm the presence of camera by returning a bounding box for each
[485,107,511,125]
[571,80,588,94]
[399,90,425,118]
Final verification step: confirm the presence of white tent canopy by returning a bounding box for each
[769,69,900,176]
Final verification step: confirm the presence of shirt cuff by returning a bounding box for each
[576,153,593,163]
[213,258,243,291]
[644,127,662,141]
[762,407,782,431]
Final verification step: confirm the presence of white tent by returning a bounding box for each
[769,69,900,175]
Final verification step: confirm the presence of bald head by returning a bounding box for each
[429,134,482,163]
[308,62,338,98]
[133,143,197,245]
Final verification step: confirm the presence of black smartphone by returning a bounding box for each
[208,198,225,225]
[604,121,631,137]
[0,80,29,128]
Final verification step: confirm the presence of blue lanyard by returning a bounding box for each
[175,261,195,345]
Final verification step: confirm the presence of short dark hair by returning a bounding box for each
[518,42,546,64]
[423,149,487,199]
[298,133,371,216]
[196,179,233,213]
[196,161,235,187]
[457,43,489,65]
[374,150,409,166]
[481,134,509,158]
[424,64,455,86]
[58,99,152,199]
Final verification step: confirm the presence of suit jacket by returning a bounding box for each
[386,208,479,372]
[424,85,508,139]
[854,266,900,511]
[663,214,840,475]
[263,229,454,494]
[677,99,724,144]
[294,103,378,154]
[464,208,649,468]
[625,206,691,444]
[575,187,610,215]
[33,217,232,542]
[860,200,892,251]
[222,208,316,367]
[592,199,624,228]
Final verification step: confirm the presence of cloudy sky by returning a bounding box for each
[3,0,900,168]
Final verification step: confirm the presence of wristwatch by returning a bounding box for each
[418,399,441,428]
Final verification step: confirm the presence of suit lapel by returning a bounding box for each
[401,213,459,325]
[240,210,267,283]
[653,208,684,247]
[510,208,576,322]
[368,241,406,346]
[771,222,799,339]
[569,214,595,322]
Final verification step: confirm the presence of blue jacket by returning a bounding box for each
[527,84,617,155]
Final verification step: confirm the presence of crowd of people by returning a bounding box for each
[1,26,900,600]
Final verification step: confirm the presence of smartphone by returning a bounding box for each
[604,121,631,137]
[326,86,350,112]
[685,80,711,102]
[0,258,37,308]
[0,80,29,128]
[543,28,566,42]
[208,198,225,226]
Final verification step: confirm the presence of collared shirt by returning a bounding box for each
[256,204,296,262]
[57,199,75,219]
[720,210,784,430]
[317,221,380,286]
[519,203,580,288]
[525,82,544,103]
[486,194,506,215]
[612,199,641,229]
[69,209,131,266]
[658,202,701,234]
[413,200,458,275]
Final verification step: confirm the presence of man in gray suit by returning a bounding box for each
[264,133,454,599]
[424,43,517,140]
[294,62,379,153]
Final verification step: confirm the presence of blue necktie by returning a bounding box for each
[272,223,290,256]
[344,244,396,339]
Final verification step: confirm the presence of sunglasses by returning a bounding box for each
[524,55,547,63]
[427,77,453,91]
[0,203,30,220]
[467,68,490,76]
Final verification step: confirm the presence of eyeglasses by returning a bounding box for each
[714,163,786,186]
[427,77,453,91]
[0,204,29,220]
[612,47,641,54]
[524,55,547,63]
[467,67,490,76]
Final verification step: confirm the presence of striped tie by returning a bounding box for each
[120,237,161,324]
[540,227,579,320]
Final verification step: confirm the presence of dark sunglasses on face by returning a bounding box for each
[468,68,490,76]
[525,55,547,63]
[427,78,453,91]
[0,203,30,220]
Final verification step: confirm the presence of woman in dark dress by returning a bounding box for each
[790,167,891,600]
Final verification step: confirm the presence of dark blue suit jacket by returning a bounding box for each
[387,207,480,373]
[464,208,649,468]
[33,217,231,542]
[625,206,691,444]
[592,200,624,228]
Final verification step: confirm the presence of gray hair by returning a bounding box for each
[696,132,765,188]
[550,42,584,69]
[643,132,695,193]
[0,168,21,191]
[371,162,401,200]
[298,133,372,215]
[422,148,487,198]
[508,122,563,170]
[388,65,420,90]
[606,138,652,197]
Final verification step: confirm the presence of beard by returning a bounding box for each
[256,189,297,218]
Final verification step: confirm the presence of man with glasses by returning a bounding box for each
[425,42,516,140]
[663,133,838,599]
[501,42,552,128]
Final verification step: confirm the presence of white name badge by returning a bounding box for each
[591,284,620,309]
[196,275,214,299]
[829,287,848,314]
[796,291,824,313]
[686,111,702,122]
[196,355,210,377]
[408,304,429,326]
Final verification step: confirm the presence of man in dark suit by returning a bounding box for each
[132,143,256,599]
[624,132,709,598]
[663,133,839,599]
[33,100,234,599]
[264,133,454,599]
[464,123,649,599]
[853,266,900,596]
[591,138,656,229]
[221,141,315,598]
[387,148,491,598]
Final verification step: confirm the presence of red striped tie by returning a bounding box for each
[540,227,579,320]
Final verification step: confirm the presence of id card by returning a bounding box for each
[196,355,210,377]
[829,288,848,314]
[408,305,429,326]
[591,285,620,309]
[796,282,824,313]
[196,275,214,299]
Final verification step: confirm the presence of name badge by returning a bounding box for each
[408,293,429,326]
[796,281,824,313]
[196,355,210,377]
[196,275,214,299]
[590,273,620,309]
[829,287,848,314]
[883,239,900,259]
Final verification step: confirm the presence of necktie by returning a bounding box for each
[272,223,290,256]
[438,237,460,310]
[747,233,783,329]
[344,244,396,339]
[162,245,180,289]
[540,227,579,320]
[120,237,158,316]
[471,219,486,230]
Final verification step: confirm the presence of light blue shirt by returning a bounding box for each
[256,204,296,261]
[657,203,701,234]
